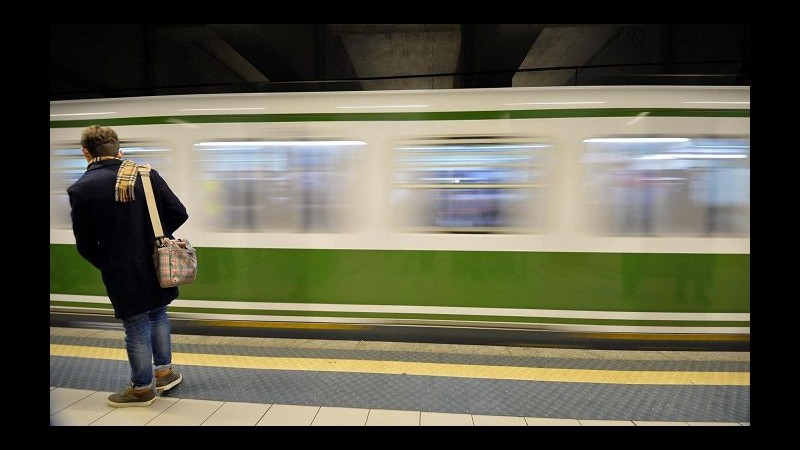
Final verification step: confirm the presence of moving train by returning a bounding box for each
[50,86,750,350]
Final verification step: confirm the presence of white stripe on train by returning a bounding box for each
[50,294,750,322]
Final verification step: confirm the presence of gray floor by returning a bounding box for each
[50,327,750,423]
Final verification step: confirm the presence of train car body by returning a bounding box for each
[50,86,750,348]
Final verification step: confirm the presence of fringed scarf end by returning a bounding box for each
[115,160,139,203]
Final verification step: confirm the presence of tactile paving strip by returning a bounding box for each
[49,356,749,422]
[50,330,750,422]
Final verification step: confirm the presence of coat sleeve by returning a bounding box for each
[68,186,105,269]
[150,169,189,237]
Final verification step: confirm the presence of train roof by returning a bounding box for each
[50,86,750,123]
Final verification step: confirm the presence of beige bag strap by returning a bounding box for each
[137,165,166,244]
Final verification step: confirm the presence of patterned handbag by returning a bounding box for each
[138,166,197,288]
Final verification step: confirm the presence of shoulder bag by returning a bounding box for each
[138,165,197,288]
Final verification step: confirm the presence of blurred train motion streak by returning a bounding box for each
[50,86,749,350]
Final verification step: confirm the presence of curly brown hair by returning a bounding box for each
[81,125,119,157]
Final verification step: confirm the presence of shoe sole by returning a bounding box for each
[156,373,183,393]
[107,397,156,408]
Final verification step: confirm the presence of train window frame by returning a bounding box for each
[49,140,174,230]
[581,135,750,237]
[391,136,552,234]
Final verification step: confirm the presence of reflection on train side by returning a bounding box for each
[49,144,173,229]
[392,141,551,233]
[195,140,364,232]
[583,137,750,236]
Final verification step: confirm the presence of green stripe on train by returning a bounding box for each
[51,244,749,314]
[49,108,750,128]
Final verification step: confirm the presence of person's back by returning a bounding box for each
[68,125,188,407]
[69,156,187,317]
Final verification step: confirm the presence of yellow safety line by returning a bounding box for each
[50,344,749,386]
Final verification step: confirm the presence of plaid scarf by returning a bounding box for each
[87,157,142,202]
[115,159,139,203]
[88,156,118,166]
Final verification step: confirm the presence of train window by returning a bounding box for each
[195,140,363,232]
[393,140,551,233]
[583,137,750,237]
[49,143,172,230]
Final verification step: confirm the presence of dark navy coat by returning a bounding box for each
[68,159,189,319]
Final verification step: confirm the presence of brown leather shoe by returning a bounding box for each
[107,384,156,407]
[155,369,183,393]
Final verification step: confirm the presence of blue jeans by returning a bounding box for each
[121,306,173,389]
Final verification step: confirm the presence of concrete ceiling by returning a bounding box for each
[50,24,749,100]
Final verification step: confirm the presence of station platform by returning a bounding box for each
[50,326,750,426]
